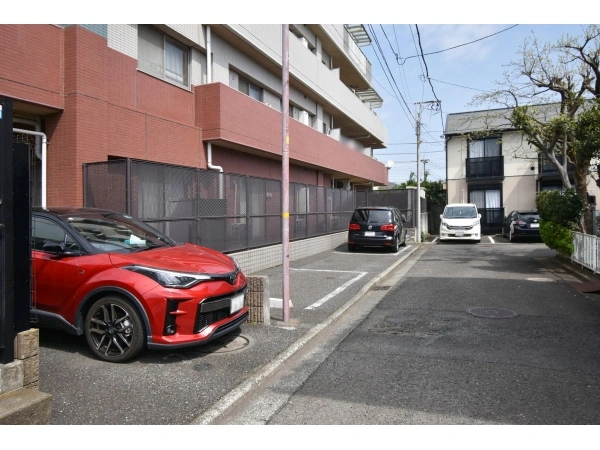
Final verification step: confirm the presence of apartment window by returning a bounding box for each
[138,25,189,87]
[239,77,262,101]
[469,137,501,158]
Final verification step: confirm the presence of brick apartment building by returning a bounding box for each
[1,24,389,208]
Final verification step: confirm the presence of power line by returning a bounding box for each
[429,77,489,92]
[392,25,413,105]
[415,24,440,104]
[408,25,426,102]
[400,25,519,63]
[368,24,416,125]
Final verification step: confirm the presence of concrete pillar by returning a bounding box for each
[244,276,270,326]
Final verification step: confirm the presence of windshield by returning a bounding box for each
[352,209,392,223]
[61,212,177,254]
[443,206,478,219]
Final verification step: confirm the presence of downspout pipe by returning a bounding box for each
[206,142,223,199]
[206,25,212,84]
[13,128,47,209]
[204,28,223,198]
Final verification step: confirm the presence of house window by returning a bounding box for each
[138,25,189,87]
[469,185,503,228]
[239,77,262,101]
[469,137,501,158]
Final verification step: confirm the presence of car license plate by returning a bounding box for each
[530,223,539,228]
[364,231,375,237]
[230,293,244,315]
[455,231,464,237]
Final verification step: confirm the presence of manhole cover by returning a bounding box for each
[372,286,391,291]
[467,307,518,319]
[188,335,250,354]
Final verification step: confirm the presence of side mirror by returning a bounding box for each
[478,214,481,219]
[401,215,407,223]
[439,214,443,219]
[43,240,79,257]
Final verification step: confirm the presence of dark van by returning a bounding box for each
[347,206,407,252]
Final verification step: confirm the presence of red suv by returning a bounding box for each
[31,207,248,362]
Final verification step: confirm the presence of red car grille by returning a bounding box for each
[194,308,231,334]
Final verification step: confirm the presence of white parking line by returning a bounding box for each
[305,272,368,310]
[488,236,495,244]
[292,268,363,273]
[432,237,439,243]
[334,245,412,255]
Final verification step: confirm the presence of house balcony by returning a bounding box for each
[537,156,574,180]
[466,156,504,181]
[195,83,388,185]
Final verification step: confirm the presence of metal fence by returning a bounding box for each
[355,188,420,228]
[84,159,358,253]
[572,232,599,272]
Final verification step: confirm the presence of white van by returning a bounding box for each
[439,203,481,243]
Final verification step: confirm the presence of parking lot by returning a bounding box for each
[38,243,416,424]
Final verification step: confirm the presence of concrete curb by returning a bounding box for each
[189,244,421,425]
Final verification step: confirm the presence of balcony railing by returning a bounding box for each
[466,156,504,180]
[539,156,573,177]
[479,208,504,232]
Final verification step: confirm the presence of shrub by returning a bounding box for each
[539,220,573,255]
[536,188,583,228]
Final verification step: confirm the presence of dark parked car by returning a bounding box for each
[347,206,407,252]
[31,207,248,363]
[501,210,542,242]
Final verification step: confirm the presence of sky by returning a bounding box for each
[361,23,591,185]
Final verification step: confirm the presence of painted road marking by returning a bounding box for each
[432,237,439,243]
[334,245,412,255]
[303,271,368,310]
[270,298,294,308]
[488,236,495,244]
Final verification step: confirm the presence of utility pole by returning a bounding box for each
[414,101,440,244]
[421,158,430,181]
[281,25,290,323]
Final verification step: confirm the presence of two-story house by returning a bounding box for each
[444,105,600,234]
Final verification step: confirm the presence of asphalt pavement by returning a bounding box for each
[38,236,600,425]
[214,240,600,425]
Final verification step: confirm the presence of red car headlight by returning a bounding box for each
[122,265,212,289]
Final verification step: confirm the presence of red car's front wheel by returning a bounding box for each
[85,295,145,363]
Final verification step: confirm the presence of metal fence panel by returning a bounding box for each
[83,159,423,253]
[572,232,598,272]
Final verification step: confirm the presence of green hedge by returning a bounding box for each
[539,220,573,256]
[536,188,582,227]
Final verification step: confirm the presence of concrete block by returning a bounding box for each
[0,388,52,425]
[244,275,270,326]
[22,355,40,387]
[0,361,24,395]
[14,328,39,359]
[24,381,40,391]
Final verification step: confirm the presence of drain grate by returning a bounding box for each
[467,307,518,319]
[373,286,391,291]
